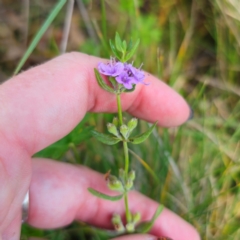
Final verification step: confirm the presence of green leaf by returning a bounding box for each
[128,121,158,144]
[128,149,158,182]
[91,130,121,145]
[109,39,121,60]
[125,39,140,61]
[136,205,164,233]
[88,188,123,201]
[127,39,133,51]
[115,32,123,52]
[123,40,127,51]
[109,77,117,89]
[94,69,115,93]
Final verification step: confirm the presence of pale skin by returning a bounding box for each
[0,52,200,240]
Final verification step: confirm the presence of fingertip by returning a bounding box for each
[127,76,191,127]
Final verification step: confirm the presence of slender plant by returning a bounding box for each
[88,33,163,235]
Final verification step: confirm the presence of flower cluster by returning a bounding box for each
[98,58,146,89]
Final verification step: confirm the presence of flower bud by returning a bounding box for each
[119,168,125,182]
[128,170,135,181]
[107,123,120,137]
[127,118,138,133]
[125,179,133,190]
[112,214,125,232]
[112,214,121,223]
[120,124,129,139]
[112,117,119,127]
[126,222,135,233]
[132,212,141,224]
[108,176,124,192]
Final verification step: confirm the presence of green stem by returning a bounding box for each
[123,141,129,179]
[124,193,131,223]
[116,94,131,223]
[117,94,123,125]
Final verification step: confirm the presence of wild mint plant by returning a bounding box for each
[88,33,163,235]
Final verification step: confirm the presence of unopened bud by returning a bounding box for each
[112,214,125,232]
[119,168,125,182]
[126,222,135,233]
[107,123,120,137]
[108,176,124,192]
[127,118,138,133]
[128,170,135,181]
[120,124,129,139]
[112,117,119,127]
[132,212,141,224]
[125,179,133,190]
[108,175,118,182]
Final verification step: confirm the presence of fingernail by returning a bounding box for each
[187,106,194,121]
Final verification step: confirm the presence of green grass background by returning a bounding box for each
[1,0,240,239]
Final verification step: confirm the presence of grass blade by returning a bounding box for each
[13,0,67,75]
[128,148,158,182]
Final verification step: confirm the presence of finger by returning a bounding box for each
[1,212,21,240]
[0,138,31,234]
[0,52,190,155]
[28,159,200,240]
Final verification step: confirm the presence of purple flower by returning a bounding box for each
[124,64,145,83]
[98,58,124,77]
[115,64,146,89]
[115,71,134,89]
[97,59,146,90]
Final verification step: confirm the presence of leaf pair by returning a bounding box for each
[92,121,158,146]
[88,188,164,234]
[110,32,140,62]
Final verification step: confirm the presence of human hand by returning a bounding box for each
[0,52,199,240]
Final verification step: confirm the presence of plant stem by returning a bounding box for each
[124,192,131,223]
[123,141,129,179]
[123,141,131,223]
[117,94,123,125]
[116,94,131,223]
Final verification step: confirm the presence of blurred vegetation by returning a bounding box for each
[0,0,240,239]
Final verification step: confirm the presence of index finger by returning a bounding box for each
[0,52,190,154]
